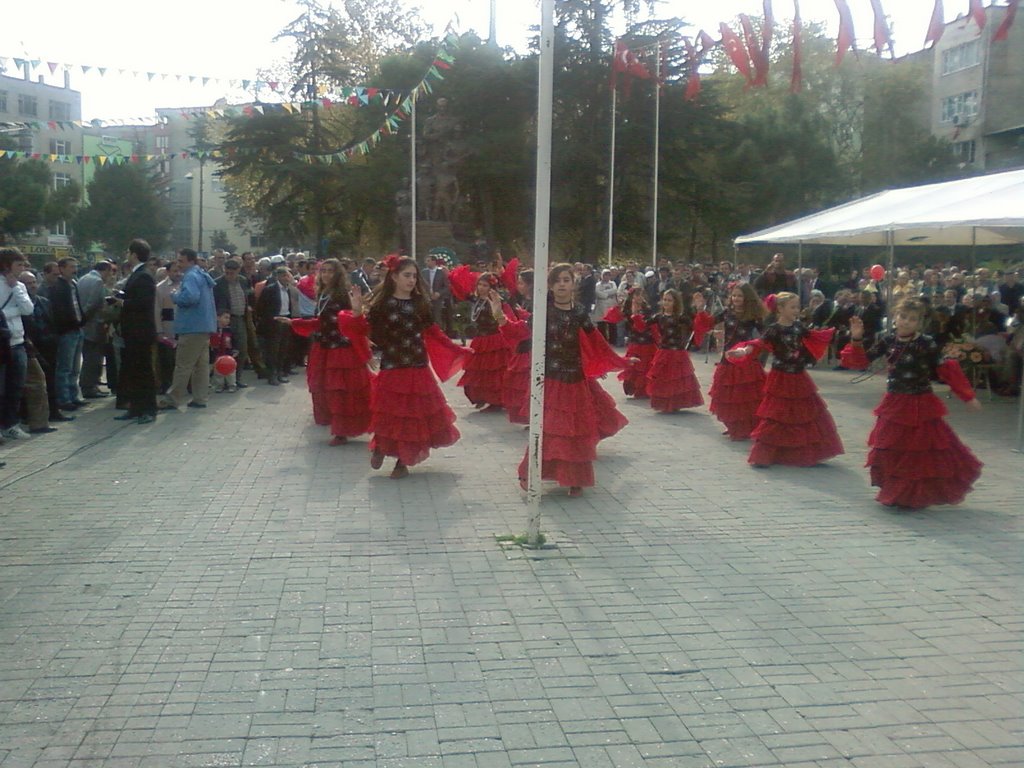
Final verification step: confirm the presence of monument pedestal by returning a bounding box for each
[414,221,454,262]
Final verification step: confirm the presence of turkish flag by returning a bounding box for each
[834,0,856,65]
[611,40,652,95]
[994,0,1019,42]
[683,38,701,100]
[740,15,768,86]
[720,23,753,83]
[924,0,945,46]
[869,0,894,56]
[968,0,986,29]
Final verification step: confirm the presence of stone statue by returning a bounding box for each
[419,97,467,223]
[395,180,412,252]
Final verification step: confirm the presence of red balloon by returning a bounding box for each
[869,264,886,281]
[214,355,237,376]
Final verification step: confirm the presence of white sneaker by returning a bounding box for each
[2,426,31,440]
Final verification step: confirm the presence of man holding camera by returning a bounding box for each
[753,253,797,298]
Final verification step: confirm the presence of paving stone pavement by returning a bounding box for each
[0,357,1021,768]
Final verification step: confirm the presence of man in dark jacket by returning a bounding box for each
[213,259,253,388]
[49,257,86,410]
[18,270,73,424]
[114,239,159,423]
[255,267,300,385]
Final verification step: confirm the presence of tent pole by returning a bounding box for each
[970,226,977,277]
[797,242,803,302]
[886,230,895,331]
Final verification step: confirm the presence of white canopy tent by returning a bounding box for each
[733,168,1024,453]
[734,168,1024,248]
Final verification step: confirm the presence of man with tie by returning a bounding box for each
[423,254,451,327]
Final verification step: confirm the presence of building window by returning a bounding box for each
[51,173,73,236]
[250,234,267,248]
[952,140,976,164]
[0,91,7,112]
[156,135,169,151]
[940,91,979,124]
[17,94,38,117]
[49,139,71,156]
[941,40,980,75]
[49,101,72,121]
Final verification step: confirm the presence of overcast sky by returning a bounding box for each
[1,0,963,121]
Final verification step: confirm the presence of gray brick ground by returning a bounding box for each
[1,357,1021,767]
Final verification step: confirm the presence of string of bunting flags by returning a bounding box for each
[0,35,459,167]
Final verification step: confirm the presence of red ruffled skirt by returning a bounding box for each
[748,369,844,466]
[866,391,982,508]
[647,348,704,412]
[708,360,767,440]
[458,331,509,407]
[517,378,628,488]
[306,343,372,437]
[370,366,460,466]
[504,349,531,424]
[619,342,655,398]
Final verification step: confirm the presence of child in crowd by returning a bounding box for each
[210,311,237,393]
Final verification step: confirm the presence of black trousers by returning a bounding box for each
[120,339,157,417]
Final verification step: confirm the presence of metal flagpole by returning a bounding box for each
[410,94,417,263]
[525,0,555,544]
[651,42,661,270]
[607,84,617,268]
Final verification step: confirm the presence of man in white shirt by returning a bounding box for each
[0,248,37,440]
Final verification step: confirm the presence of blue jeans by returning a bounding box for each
[0,343,28,429]
[56,329,83,405]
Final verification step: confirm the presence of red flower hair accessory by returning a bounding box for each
[764,293,777,314]
[383,254,402,273]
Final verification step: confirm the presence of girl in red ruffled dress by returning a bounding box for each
[503,269,534,425]
[500,263,632,496]
[840,297,982,508]
[726,292,843,467]
[646,289,704,412]
[614,289,656,399]
[343,256,472,479]
[708,283,766,439]
[289,259,373,445]
[458,273,513,411]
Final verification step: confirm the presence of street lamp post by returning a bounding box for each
[197,159,205,254]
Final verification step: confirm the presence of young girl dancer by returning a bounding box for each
[289,259,372,445]
[841,297,982,508]
[458,273,513,411]
[726,292,843,467]
[500,263,632,496]
[503,269,534,425]
[646,289,704,412]
[708,283,767,439]
[609,289,656,399]
[344,255,471,479]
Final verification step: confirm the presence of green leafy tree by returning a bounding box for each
[210,230,238,253]
[0,155,81,244]
[71,163,169,253]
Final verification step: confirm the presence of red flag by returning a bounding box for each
[869,0,894,56]
[924,0,945,46]
[968,0,986,29]
[683,38,701,100]
[834,0,856,65]
[740,14,768,86]
[611,40,652,96]
[697,29,716,54]
[791,0,803,92]
[720,23,753,83]
[994,0,1019,41]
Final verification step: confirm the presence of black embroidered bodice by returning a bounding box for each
[762,321,815,373]
[716,310,762,361]
[471,298,500,337]
[655,313,692,350]
[368,297,430,369]
[315,294,352,350]
[626,309,656,345]
[864,333,943,395]
[545,303,592,383]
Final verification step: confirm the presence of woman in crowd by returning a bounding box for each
[592,269,620,345]
[344,255,471,479]
[500,263,632,496]
[457,273,512,411]
[645,289,704,413]
[840,297,982,508]
[708,283,766,440]
[727,292,843,467]
[289,259,372,446]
